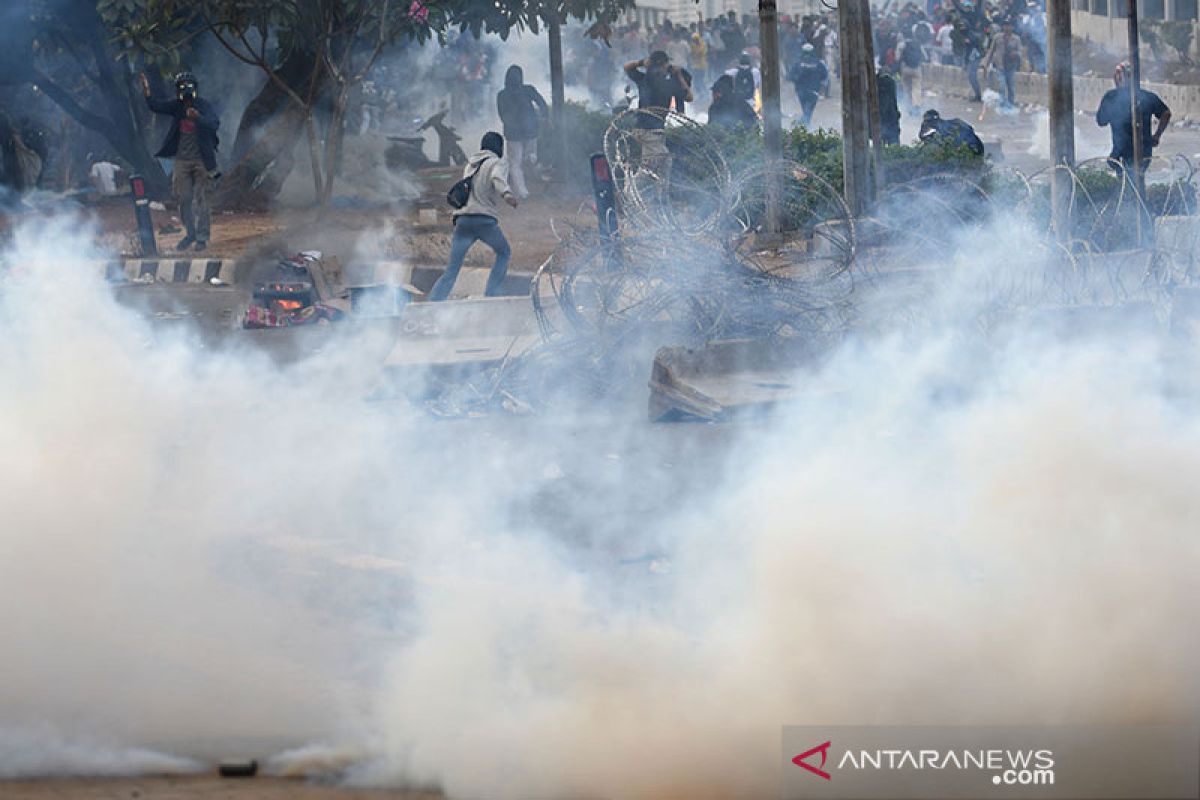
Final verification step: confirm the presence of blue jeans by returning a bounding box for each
[1002,68,1017,106]
[429,214,511,302]
[797,89,819,126]
[966,53,982,99]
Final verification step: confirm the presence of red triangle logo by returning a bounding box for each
[792,740,832,780]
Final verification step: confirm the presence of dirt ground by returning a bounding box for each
[0,777,440,799]
[0,167,591,278]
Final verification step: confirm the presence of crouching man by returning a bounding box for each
[429,132,518,302]
[141,71,220,252]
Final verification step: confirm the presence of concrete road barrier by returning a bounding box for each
[111,257,238,285]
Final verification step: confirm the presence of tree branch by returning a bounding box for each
[30,70,115,136]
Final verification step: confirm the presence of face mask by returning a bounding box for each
[177,82,197,102]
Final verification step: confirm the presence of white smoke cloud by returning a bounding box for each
[0,210,1198,798]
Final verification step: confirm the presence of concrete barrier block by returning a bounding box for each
[120,258,238,284]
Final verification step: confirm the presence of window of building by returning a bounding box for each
[1174,0,1198,19]
[1144,0,1165,17]
[1093,0,1109,15]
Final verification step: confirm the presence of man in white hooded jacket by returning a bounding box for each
[429,131,519,302]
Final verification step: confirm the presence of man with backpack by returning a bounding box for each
[431,132,518,302]
[496,65,548,200]
[983,18,1024,107]
[788,44,828,128]
[726,52,761,109]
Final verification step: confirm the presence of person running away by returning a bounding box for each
[429,132,518,302]
[496,65,548,200]
[788,44,829,127]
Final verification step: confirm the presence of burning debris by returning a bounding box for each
[243,252,351,330]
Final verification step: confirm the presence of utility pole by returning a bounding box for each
[1047,0,1075,242]
[1127,0,1146,242]
[547,10,567,184]
[860,0,881,199]
[760,0,783,235]
[838,0,876,217]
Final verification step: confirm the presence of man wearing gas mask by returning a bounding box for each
[141,71,221,252]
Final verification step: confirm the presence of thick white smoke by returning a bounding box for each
[0,212,1198,798]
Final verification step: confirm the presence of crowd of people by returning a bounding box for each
[574,10,840,123]
[872,0,1046,111]
[1,0,1172,291]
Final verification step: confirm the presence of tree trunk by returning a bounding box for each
[213,49,324,210]
[212,102,308,210]
[1047,0,1075,242]
[228,50,319,162]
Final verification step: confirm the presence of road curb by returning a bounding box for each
[108,257,238,285]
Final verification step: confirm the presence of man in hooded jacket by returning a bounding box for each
[496,65,549,200]
[430,132,519,302]
[141,70,220,252]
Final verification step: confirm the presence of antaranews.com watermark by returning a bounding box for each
[782,725,1199,798]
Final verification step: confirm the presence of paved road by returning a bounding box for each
[775,76,1200,177]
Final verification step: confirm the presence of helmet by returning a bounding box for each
[739,51,752,66]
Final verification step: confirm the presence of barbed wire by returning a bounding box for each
[430,121,1200,415]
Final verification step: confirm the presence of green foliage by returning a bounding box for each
[786,126,843,187]
[452,0,632,40]
[881,140,985,185]
[100,0,450,74]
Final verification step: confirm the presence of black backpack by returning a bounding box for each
[733,67,756,100]
[446,161,483,209]
[901,41,923,68]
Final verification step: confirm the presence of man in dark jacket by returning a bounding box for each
[877,69,902,145]
[623,50,692,192]
[141,71,220,252]
[919,108,985,155]
[707,74,758,131]
[495,65,548,200]
[624,49,693,128]
[788,44,828,127]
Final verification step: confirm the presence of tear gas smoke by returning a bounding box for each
[1027,109,1112,162]
[1,211,1198,798]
